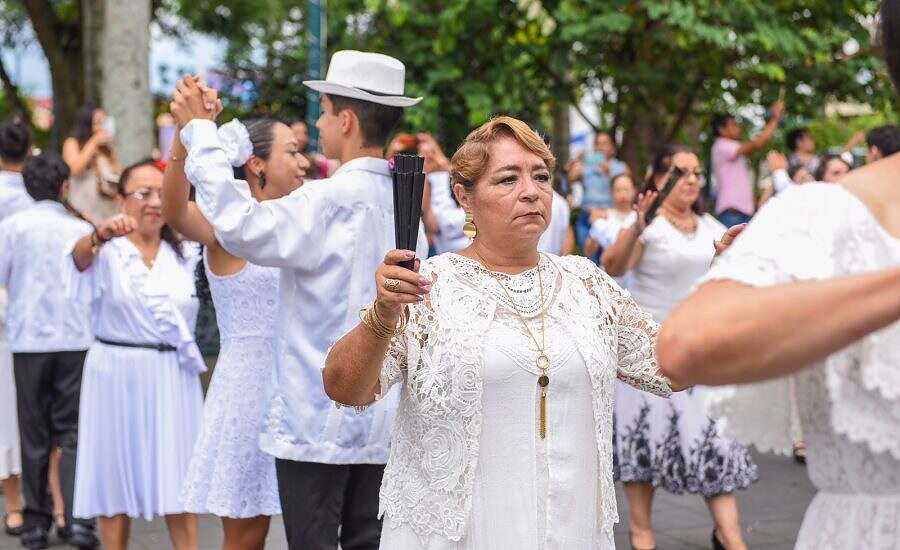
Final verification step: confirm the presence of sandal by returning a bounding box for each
[4,509,24,537]
[54,512,66,531]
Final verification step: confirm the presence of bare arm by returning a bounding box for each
[323,250,429,406]
[161,132,218,247]
[657,270,900,387]
[601,191,655,277]
[71,214,136,271]
[62,135,107,178]
[736,101,784,157]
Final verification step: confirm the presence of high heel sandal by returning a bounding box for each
[711,528,727,550]
[4,509,24,537]
[792,441,807,465]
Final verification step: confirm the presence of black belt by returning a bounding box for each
[96,336,176,352]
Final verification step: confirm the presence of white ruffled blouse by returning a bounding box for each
[372,253,672,545]
[65,237,206,375]
[701,184,900,549]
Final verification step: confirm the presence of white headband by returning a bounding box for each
[217,119,253,167]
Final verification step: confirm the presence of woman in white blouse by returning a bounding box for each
[658,4,900,547]
[602,145,756,550]
[68,160,205,550]
[324,116,679,549]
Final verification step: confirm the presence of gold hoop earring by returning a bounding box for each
[463,211,477,239]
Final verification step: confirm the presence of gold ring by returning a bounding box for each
[382,278,402,292]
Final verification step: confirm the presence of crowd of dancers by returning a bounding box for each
[2,3,900,550]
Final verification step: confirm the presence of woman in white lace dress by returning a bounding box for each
[657,7,900,548]
[163,81,308,548]
[602,145,756,550]
[324,116,680,549]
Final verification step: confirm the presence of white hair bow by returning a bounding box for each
[217,119,253,167]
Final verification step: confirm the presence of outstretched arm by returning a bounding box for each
[172,77,320,269]
[161,132,218,247]
[736,100,784,157]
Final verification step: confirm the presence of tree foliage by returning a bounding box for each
[172,0,891,171]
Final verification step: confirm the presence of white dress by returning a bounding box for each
[376,253,672,549]
[701,184,900,549]
[0,289,20,481]
[181,254,281,518]
[68,238,205,520]
[613,214,759,496]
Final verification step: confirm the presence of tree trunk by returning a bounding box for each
[82,0,104,105]
[101,0,152,165]
[0,56,30,122]
[20,0,85,148]
[619,108,666,180]
[551,100,570,172]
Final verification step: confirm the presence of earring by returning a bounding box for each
[259,171,267,189]
[463,211,477,239]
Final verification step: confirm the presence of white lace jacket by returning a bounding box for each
[373,253,672,542]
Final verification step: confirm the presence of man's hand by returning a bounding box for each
[170,75,221,128]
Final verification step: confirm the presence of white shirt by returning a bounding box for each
[427,171,470,254]
[182,119,427,464]
[0,171,34,222]
[589,209,634,289]
[629,213,726,322]
[537,191,570,255]
[0,201,94,352]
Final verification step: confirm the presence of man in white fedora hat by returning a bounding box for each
[175,50,426,549]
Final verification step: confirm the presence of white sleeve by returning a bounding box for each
[0,220,12,287]
[182,119,323,269]
[427,171,455,213]
[772,169,793,194]
[702,184,840,288]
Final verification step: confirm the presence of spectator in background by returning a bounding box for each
[757,151,815,208]
[710,99,784,227]
[785,127,821,175]
[575,130,627,256]
[0,122,34,221]
[62,105,122,224]
[815,154,852,183]
[865,124,900,162]
[289,118,340,180]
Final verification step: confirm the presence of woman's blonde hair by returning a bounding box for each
[450,116,556,191]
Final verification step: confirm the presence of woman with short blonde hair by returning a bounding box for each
[324,116,677,548]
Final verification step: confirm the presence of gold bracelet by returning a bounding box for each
[359,302,407,340]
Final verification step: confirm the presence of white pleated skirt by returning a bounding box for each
[73,342,203,520]
[0,331,21,481]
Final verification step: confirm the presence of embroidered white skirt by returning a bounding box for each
[73,342,203,520]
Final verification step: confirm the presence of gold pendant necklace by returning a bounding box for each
[474,251,550,440]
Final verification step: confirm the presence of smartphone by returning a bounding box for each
[102,116,116,138]
[644,167,685,225]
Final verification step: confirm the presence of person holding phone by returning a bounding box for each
[602,145,756,550]
[574,130,627,259]
[710,99,784,228]
[62,105,123,224]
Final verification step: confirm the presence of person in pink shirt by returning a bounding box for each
[710,100,784,227]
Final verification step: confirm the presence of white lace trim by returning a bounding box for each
[375,253,672,543]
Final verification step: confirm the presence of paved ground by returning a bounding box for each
[0,451,812,549]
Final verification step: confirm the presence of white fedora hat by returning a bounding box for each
[303,50,422,108]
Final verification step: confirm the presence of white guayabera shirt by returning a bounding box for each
[372,253,672,548]
[182,119,427,465]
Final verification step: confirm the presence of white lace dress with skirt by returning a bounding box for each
[181,253,281,517]
[701,184,900,549]
[376,253,673,549]
[0,288,21,481]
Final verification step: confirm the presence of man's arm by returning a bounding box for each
[736,100,784,157]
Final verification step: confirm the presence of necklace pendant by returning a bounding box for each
[538,374,549,387]
[536,353,550,372]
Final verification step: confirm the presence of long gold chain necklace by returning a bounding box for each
[474,251,551,440]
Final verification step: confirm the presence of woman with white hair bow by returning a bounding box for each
[164,80,309,549]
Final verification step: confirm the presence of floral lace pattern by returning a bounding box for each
[181,258,281,517]
[374,253,671,543]
[702,184,900,547]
